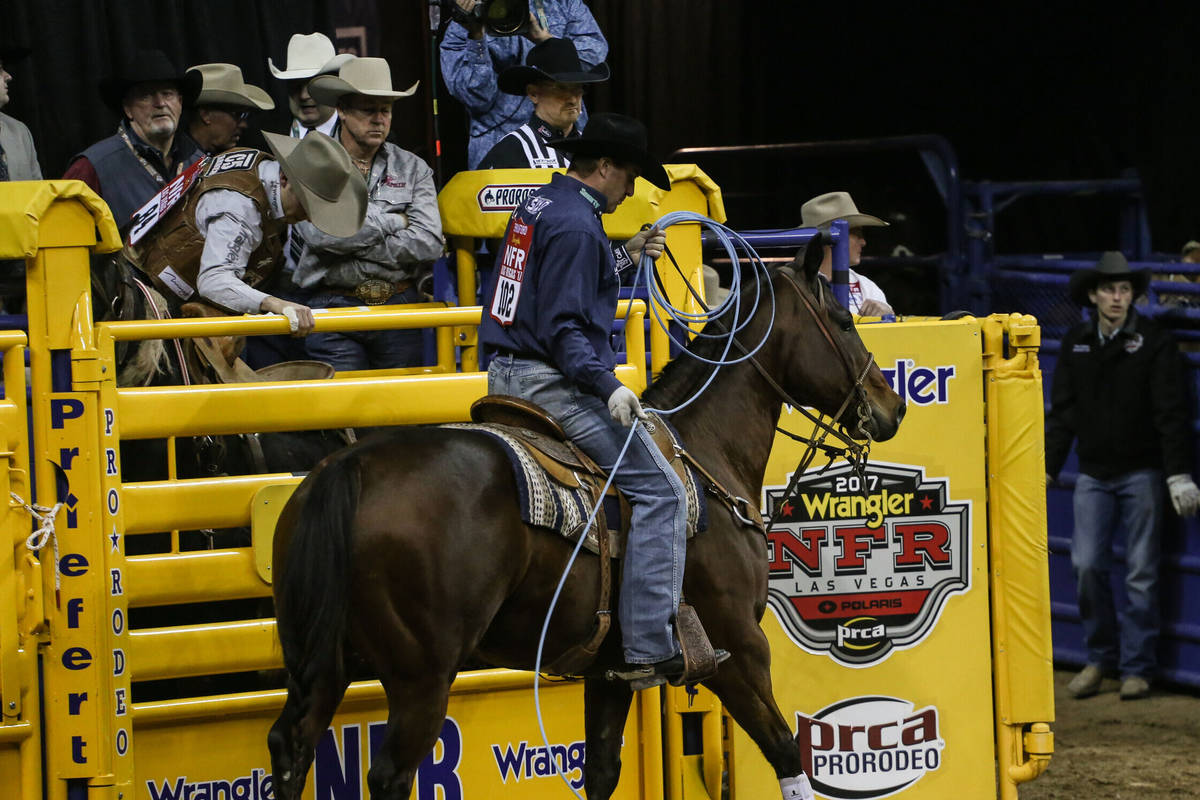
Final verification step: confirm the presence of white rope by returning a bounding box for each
[12,491,63,592]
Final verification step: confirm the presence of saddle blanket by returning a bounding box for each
[443,421,707,558]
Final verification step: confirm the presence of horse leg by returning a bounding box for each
[703,626,813,799]
[365,675,454,800]
[267,672,350,800]
[583,677,635,799]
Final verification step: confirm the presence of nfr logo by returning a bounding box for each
[765,462,970,666]
[880,360,955,406]
[795,696,945,799]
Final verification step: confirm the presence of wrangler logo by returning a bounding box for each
[765,462,970,666]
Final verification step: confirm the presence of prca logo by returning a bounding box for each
[477,184,540,212]
[796,696,945,799]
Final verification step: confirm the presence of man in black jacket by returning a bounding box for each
[1046,251,1200,701]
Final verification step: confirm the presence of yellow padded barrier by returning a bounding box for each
[0,180,121,258]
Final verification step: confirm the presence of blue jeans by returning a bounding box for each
[305,287,424,372]
[1071,469,1164,679]
[488,355,687,664]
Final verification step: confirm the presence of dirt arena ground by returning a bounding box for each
[1017,669,1200,799]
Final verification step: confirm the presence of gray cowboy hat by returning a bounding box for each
[99,49,202,113]
[306,57,418,106]
[800,191,889,231]
[189,63,275,110]
[1067,251,1150,306]
[263,130,367,238]
[497,37,610,95]
[547,112,670,190]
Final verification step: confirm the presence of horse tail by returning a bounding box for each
[275,452,362,693]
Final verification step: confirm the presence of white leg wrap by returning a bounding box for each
[780,773,815,799]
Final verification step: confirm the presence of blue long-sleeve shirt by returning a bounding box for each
[439,0,607,169]
[480,172,625,400]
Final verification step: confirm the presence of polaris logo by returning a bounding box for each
[796,696,945,799]
[478,184,540,213]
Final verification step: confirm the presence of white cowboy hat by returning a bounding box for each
[268,33,354,80]
[800,191,889,230]
[263,130,367,238]
[306,57,419,106]
[189,63,275,110]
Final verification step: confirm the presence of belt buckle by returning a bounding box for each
[354,278,394,306]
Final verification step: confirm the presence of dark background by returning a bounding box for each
[3,1,1195,262]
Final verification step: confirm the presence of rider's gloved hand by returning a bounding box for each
[625,225,666,266]
[1167,474,1200,516]
[607,385,648,427]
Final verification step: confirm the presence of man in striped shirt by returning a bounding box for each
[477,37,608,170]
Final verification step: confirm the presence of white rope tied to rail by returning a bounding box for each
[12,491,63,592]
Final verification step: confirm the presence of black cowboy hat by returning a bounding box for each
[99,49,202,113]
[497,37,610,96]
[1067,251,1150,306]
[547,112,670,190]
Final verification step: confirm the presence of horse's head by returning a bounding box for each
[767,236,905,442]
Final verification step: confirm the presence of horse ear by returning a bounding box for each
[801,232,825,281]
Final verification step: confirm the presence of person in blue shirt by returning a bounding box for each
[481,112,719,687]
[440,0,607,169]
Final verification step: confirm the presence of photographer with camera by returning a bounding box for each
[439,0,607,169]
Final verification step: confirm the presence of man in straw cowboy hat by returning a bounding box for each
[185,64,275,156]
[478,36,609,169]
[65,49,203,233]
[290,57,443,371]
[268,32,354,140]
[1046,251,1200,701]
[121,130,366,339]
[799,191,893,316]
[480,113,741,697]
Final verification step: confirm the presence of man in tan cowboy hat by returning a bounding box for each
[478,36,610,169]
[268,32,353,140]
[289,57,443,372]
[185,64,275,155]
[1047,251,1200,702]
[121,130,366,338]
[799,191,893,316]
[64,49,204,233]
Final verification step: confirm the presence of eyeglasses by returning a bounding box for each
[209,107,252,122]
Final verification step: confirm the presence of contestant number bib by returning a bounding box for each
[490,216,534,326]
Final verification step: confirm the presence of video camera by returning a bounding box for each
[445,0,530,37]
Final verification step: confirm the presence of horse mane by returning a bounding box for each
[642,264,794,411]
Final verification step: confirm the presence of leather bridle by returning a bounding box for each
[758,270,875,533]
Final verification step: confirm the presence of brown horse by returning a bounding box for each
[267,247,906,800]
